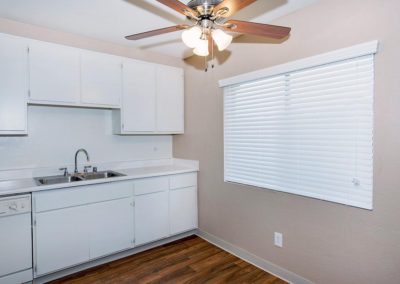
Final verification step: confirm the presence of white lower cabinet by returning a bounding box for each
[35,206,90,276]
[134,173,198,245]
[135,191,169,246]
[33,172,197,277]
[169,186,198,235]
[33,182,134,276]
[89,198,134,259]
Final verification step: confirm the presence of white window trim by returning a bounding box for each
[219,41,378,88]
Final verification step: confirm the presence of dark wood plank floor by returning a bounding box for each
[49,235,287,284]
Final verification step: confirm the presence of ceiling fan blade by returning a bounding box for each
[125,25,189,40]
[156,0,198,17]
[224,20,291,39]
[213,0,256,18]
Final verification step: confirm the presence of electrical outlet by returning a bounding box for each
[274,232,283,248]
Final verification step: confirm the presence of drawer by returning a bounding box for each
[134,176,169,196]
[170,172,197,190]
[34,186,91,212]
[34,181,133,212]
[89,182,133,204]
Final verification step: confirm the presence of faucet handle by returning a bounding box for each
[84,165,92,173]
[59,167,68,176]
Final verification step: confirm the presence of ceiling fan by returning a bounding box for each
[125,0,291,58]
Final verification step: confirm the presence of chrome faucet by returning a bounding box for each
[74,149,90,173]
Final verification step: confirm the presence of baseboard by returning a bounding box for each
[196,230,313,284]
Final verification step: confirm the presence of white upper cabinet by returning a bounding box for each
[81,51,122,107]
[0,33,28,135]
[0,32,184,136]
[114,60,184,135]
[121,59,156,132]
[156,65,184,133]
[27,39,121,109]
[28,40,80,105]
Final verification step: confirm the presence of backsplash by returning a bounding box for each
[0,105,172,171]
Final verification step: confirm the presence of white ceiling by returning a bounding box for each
[0,0,316,58]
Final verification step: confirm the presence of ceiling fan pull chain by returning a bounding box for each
[204,54,208,72]
[212,40,215,69]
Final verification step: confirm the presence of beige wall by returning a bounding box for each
[0,17,183,67]
[174,0,400,283]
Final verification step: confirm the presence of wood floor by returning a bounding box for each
[49,235,287,284]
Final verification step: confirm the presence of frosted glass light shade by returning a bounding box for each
[212,29,232,51]
[193,39,209,56]
[182,26,202,48]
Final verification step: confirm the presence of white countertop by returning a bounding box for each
[0,163,198,197]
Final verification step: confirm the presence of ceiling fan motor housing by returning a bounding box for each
[187,0,223,8]
[187,0,224,16]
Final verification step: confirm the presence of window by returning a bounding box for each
[221,42,377,209]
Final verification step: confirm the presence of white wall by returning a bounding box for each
[0,106,172,171]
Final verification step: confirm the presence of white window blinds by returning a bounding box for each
[223,53,374,209]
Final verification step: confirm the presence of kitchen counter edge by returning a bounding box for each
[0,165,199,197]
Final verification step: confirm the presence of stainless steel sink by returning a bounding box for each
[35,175,84,185]
[34,170,125,186]
[81,171,125,180]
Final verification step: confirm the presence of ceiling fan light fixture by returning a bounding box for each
[182,26,202,48]
[212,29,232,51]
[193,38,209,56]
[125,0,291,62]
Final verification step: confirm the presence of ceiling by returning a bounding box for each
[0,0,316,58]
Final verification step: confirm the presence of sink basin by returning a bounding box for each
[34,171,125,186]
[81,171,125,180]
[35,175,84,185]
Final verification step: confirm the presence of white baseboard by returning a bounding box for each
[196,229,313,284]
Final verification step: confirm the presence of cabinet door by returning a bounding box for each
[0,33,28,134]
[156,65,184,133]
[135,191,169,245]
[122,59,156,132]
[89,198,134,259]
[170,186,198,234]
[81,51,122,107]
[34,206,90,276]
[28,40,80,104]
